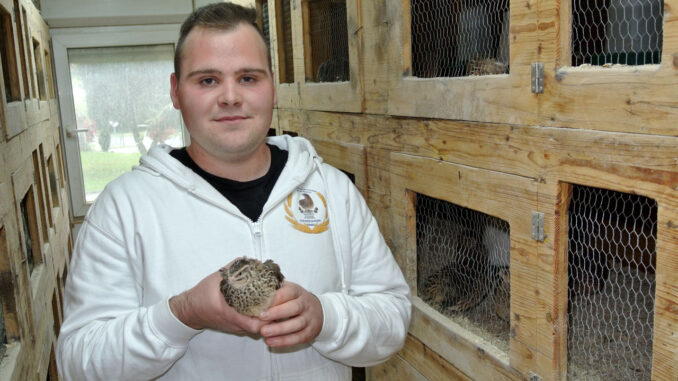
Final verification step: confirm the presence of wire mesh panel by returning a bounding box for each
[567,185,657,381]
[572,0,664,66]
[416,193,510,352]
[410,0,510,78]
[258,0,271,52]
[304,0,349,82]
[277,0,295,84]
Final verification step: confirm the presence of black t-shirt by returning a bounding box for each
[170,144,289,222]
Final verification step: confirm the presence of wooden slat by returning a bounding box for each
[399,334,473,381]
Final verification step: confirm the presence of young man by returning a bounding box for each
[56,3,411,380]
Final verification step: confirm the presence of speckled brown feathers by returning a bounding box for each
[219,258,284,316]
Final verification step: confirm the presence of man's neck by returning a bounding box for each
[186,144,272,182]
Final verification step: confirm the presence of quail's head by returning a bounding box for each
[219,258,285,317]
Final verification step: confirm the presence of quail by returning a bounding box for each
[219,257,285,317]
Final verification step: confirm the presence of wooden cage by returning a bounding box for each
[0,0,70,379]
[260,0,678,379]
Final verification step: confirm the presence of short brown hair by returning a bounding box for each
[174,2,271,79]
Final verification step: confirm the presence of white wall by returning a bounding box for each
[42,0,256,28]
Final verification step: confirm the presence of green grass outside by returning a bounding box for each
[81,150,141,194]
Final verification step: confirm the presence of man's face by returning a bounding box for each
[170,24,276,165]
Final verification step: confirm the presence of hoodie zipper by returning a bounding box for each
[251,221,263,260]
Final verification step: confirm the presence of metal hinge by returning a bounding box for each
[531,211,545,241]
[529,372,543,381]
[531,62,544,94]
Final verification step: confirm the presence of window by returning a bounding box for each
[52,24,184,218]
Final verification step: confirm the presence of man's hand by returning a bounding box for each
[258,281,323,348]
[169,271,265,335]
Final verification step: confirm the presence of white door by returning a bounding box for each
[51,25,186,218]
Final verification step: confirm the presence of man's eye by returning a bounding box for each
[241,76,256,84]
[201,78,216,85]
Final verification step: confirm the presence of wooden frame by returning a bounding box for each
[269,0,362,112]
[541,0,677,135]
[299,0,361,112]
[270,0,300,109]
[12,158,44,277]
[0,0,27,139]
[549,166,678,380]
[0,219,21,375]
[386,0,540,125]
[390,152,538,379]
[0,223,20,344]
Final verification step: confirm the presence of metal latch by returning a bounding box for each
[531,211,545,241]
[531,63,544,94]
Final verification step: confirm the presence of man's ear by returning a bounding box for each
[170,73,181,110]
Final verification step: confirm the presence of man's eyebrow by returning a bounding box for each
[237,68,269,75]
[185,69,222,79]
[184,68,269,79]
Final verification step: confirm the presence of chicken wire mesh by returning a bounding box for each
[305,0,349,82]
[567,185,657,381]
[258,0,271,52]
[416,193,510,353]
[278,0,295,83]
[571,0,664,66]
[410,0,510,78]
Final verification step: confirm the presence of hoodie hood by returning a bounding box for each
[136,135,322,205]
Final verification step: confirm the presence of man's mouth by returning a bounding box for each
[215,115,248,122]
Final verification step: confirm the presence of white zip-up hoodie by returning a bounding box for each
[57,136,411,381]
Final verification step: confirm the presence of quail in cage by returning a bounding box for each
[421,254,490,315]
[219,257,285,317]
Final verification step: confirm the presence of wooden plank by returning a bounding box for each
[652,201,678,381]
[309,138,368,198]
[399,334,473,381]
[367,353,429,381]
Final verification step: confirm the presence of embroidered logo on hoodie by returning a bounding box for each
[284,189,329,233]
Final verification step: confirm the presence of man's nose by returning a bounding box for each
[217,81,242,106]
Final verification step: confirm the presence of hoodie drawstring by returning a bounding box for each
[314,156,349,294]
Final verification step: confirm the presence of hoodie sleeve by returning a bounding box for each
[311,170,412,367]
[56,192,201,381]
